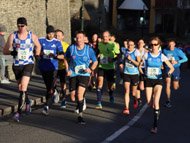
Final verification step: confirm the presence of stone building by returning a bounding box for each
[0,0,71,44]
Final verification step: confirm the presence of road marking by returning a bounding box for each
[101,104,148,143]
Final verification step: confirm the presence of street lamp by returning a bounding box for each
[81,0,85,31]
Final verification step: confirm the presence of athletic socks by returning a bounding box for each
[153,109,160,128]
[97,88,102,103]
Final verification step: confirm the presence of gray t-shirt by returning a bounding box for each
[0,34,5,53]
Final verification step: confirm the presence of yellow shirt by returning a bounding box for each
[58,41,69,70]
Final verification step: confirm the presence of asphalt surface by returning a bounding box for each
[0,70,190,143]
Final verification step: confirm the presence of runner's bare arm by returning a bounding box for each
[32,34,41,56]
[3,33,14,55]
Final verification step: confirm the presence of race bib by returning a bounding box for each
[17,48,30,60]
[75,65,86,74]
[147,67,159,78]
[100,56,108,64]
[168,56,175,61]
[43,50,54,59]
[125,61,134,68]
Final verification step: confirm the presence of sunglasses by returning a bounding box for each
[150,43,159,46]
[17,25,25,28]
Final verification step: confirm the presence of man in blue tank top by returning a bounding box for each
[64,30,98,124]
[163,39,187,107]
[3,17,41,122]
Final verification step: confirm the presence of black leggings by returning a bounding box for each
[41,70,57,106]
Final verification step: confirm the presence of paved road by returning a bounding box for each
[0,70,190,143]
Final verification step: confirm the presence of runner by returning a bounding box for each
[96,30,120,109]
[39,25,64,116]
[163,39,187,107]
[110,34,120,90]
[139,37,174,133]
[119,39,128,85]
[55,29,69,108]
[89,33,99,90]
[64,30,98,124]
[119,40,141,114]
[136,39,147,106]
[3,17,41,122]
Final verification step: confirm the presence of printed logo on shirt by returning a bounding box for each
[51,44,56,48]
[148,58,152,62]
[83,56,88,61]
[73,55,76,60]
[157,58,161,62]
[43,44,45,46]
[16,44,20,48]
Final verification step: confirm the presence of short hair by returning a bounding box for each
[55,29,64,35]
[149,37,162,45]
[17,17,27,26]
[75,30,86,36]
[103,30,110,36]
[167,38,176,44]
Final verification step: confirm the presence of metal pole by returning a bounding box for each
[81,0,85,31]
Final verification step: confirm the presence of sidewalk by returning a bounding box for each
[0,75,47,117]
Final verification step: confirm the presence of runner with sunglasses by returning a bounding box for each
[139,37,174,133]
[163,39,187,107]
[119,40,141,114]
[3,17,41,122]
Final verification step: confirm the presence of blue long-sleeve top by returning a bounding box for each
[163,47,188,68]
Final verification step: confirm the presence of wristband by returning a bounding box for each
[66,69,68,72]
[89,67,93,71]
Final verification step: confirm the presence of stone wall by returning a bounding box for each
[0,0,71,79]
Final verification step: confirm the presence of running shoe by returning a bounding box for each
[26,99,32,115]
[133,99,138,108]
[164,100,172,108]
[96,103,102,109]
[151,127,158,134]
[42,106,49,116]
[110,96,114,104]
[78,116,86,124]
[138,99,142,107]
[1,79,11,84]
[92,85,96,90]
[123,109,130,114]
[60,100,66,108]
[13,112,20,122]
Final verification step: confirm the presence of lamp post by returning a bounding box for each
[81,0,85,31]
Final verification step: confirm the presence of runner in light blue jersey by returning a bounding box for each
[119,40,141,114]
[139,37,174,134]
[163,39,187,108]
[64,30,98,124]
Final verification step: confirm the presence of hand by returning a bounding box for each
[171,60,178,65]
[10,50,17,56]
[35,55,41,63]
[167,72,171,77]
[142,73,147,80]
[85,68,92,74]
[48,53,56,58]
[127,55,132,61]
[66,70,72,76]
